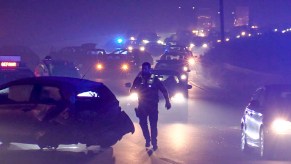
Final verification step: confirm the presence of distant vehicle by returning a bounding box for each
[0,76,135,149]
[50,45,107,79]
[128,69,191,103]
[110,48,153,70]
[241,84,291,158]
[0,56,34,85]
[151,69,192,99]
[0,46,40,71]
[50,60,81,78]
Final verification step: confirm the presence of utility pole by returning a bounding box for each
[219,0,225,42]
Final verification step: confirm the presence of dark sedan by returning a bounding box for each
[241,84,291,158]
[0,76,134,149]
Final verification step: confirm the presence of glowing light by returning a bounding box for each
[282,30,287,34]
[130,37,135,40]
[225,38,230,42]
[248,34,252,37]
[272,119,291,134]
[188,58,195,65]
[202,43,208,48]
[128,46,133,51]
[121,64,129,71]
[1,62,17,67]
[77,91,98,97]
[96,63,103,70]
[142,40,150,44]
[129,92,138,101]
[116,38,123,44]
[217,40,222,43]
[181,74,187,80]
[189,43,195,49]
[274,29,278,32]
[236,35,241,38]
[241,31,246,36]
[139,46,145,51]
[157,40,164,45]
[183,66,189,72]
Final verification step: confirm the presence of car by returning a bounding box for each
[241,84,291,158]
[151,69,192,100]
[112,48,153,65]
[0,56,34,85]
[50,45,107,79]
[128,69,192,102]
[50,60,81,78]
[0,76,135,149]
[154,58,191,74]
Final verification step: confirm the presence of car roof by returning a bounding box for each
[1,76,104,92]
[151,69,181,76]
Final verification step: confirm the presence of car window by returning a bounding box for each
[7,85,34,102]
[40,86,62,102]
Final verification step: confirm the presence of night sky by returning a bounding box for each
[0,0,290,53]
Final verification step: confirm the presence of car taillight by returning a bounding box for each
[121,64,129,71]
[96,63,103,70]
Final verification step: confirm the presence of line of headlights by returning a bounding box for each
[95,63,130,71]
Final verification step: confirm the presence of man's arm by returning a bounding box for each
[156,78,171,109]
[130,75,141,93]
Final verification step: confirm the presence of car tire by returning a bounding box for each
[241,126,250,153]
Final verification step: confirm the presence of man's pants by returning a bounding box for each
[138,104,158,146]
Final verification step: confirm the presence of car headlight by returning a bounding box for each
[128,46,133,51]
[121,64,129,71]
[188,58,195,65]
[272,118,291,134]
[96,63,103,71]
[181,74,187,80]
[140,46,145,51]
[202,43,208,48]
[183,66,189,72]
[129,92,138,101]
[171,93,185,103]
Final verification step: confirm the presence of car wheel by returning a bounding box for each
[241,126,250,153]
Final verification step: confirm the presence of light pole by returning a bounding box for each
[219,0,225,42]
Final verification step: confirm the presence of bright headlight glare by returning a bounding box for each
[188,58,195,65]
[129,92,138,101]
[171,93,185,103]
[128,46,133,51]
[181,74,187,80]
[183,66,188,72]
[202,43,208,48]
[272,119,291,134]
[140,46,145,51]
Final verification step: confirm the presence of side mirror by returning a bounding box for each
[248,100,260,109]
[125,82,132,88]
[187,84,192,89]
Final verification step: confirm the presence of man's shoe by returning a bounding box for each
[152,145,158,151]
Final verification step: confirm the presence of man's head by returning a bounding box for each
[141,62,151,77]
[43,55,52,65]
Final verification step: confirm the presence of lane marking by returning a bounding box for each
[189,80,207,91]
